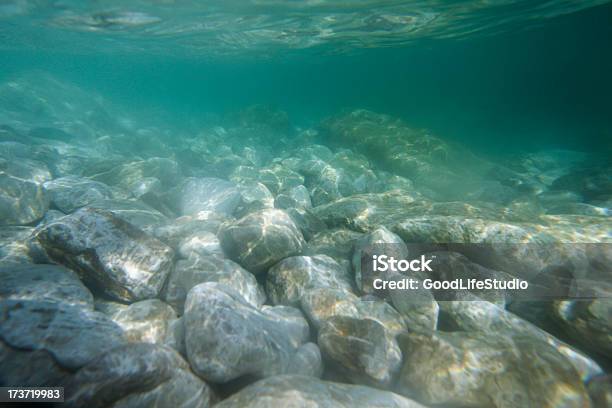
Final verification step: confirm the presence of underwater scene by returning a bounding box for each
[1,1,612,407]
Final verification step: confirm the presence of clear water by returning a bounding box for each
[1,1,611,407]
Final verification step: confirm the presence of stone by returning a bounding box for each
[215,374,425,408]
[274,185,312,209]
[0,264,93,308]
[551,279,612,359]
[164,254,265,314]
[175,177,242,216]
[110,299,178,344]
[437,294,602,382]
[89,157,181,191]
[43,176,114,213]
[0,171,49,225]
[86,198,168,229]
[0,300,125,386]
[177,231,223,258]
[35,207,174,302]
[219,209,305,274]
[351,226,409,294]
[318,316,402,388]
[396,330,590,408]
[183,282,318,383]
[285,207,326,241]
[0,226,35,264]
[266,255,353,307]
[64,343,214,408]
[304,228,364,263]
[300,287,406,337]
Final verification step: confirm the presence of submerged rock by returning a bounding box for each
[0,226,36,264]
[397,330,590,408]
[318,316,402,388]
[174,177,242,216]
[0,264,93,308]
[109,299,178,345]
[35,207,174,302]
[183,283,319,383]
[164,254,265,313]
[43,176,114,213]
[438,293,602,382]
[266,255,353,307]
[219,209,305,274]
[0,171,49,225]
[215,374,425,408]
[300,287,407,337]
[64,343,214,408]
[551,279,612,359]
[0,300,125,386]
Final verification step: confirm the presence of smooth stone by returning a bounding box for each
[0,171,49,225]
[397,330,590,408]
[274,185,312,209]
[437,294,602,382]
[64,343,214,408]
[43,176,114,213]
[318,316,402,388]
[351,226,409,294]
[184,283,317,383]
[0,299,125,386]
[300,287,407,337]
[110,299,178,345]
[219,209,305,274]
[177,230,223,258]
[0,264,93,308]
[35,207,174,302]
[176,177,242,216]
[215,374,426,408]
[0,226,35,264]
[164,254,265,314]
[266,255,353,307]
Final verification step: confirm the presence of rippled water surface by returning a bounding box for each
[1,0,610,55]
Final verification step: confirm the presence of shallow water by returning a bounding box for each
[0,1,611,407]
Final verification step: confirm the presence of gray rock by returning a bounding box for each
[184,282,317,383]
[215,374,425,408]
[151,213,228,249]
[0,226,35,264]
[0,300,125,386]
[300,287,407,337]
[319,316,402,388]
[588,376,612,408]
[304,228,364,266]
[351,226,409,294]
[551,279,612,359]
[176,177,242,216]
[266,255,353,307]
[90,157,181,191]
[0,171,49,225]
[274,185,312,209]
[397,330,590,408]
[164,254,265,314]
[177,231,223,258]
[219,209,305,274]
[110,299,178,345]
[0,264,93,308]
[285,207,326,241]
[35,207,174,302]
[438,294,602,382]
[43,176,114,213]
[86,198,168,229]
[65,343,214,408]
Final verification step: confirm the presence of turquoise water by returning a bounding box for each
[1,1,611,407]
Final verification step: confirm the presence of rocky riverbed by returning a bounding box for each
[0,73,611,407]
